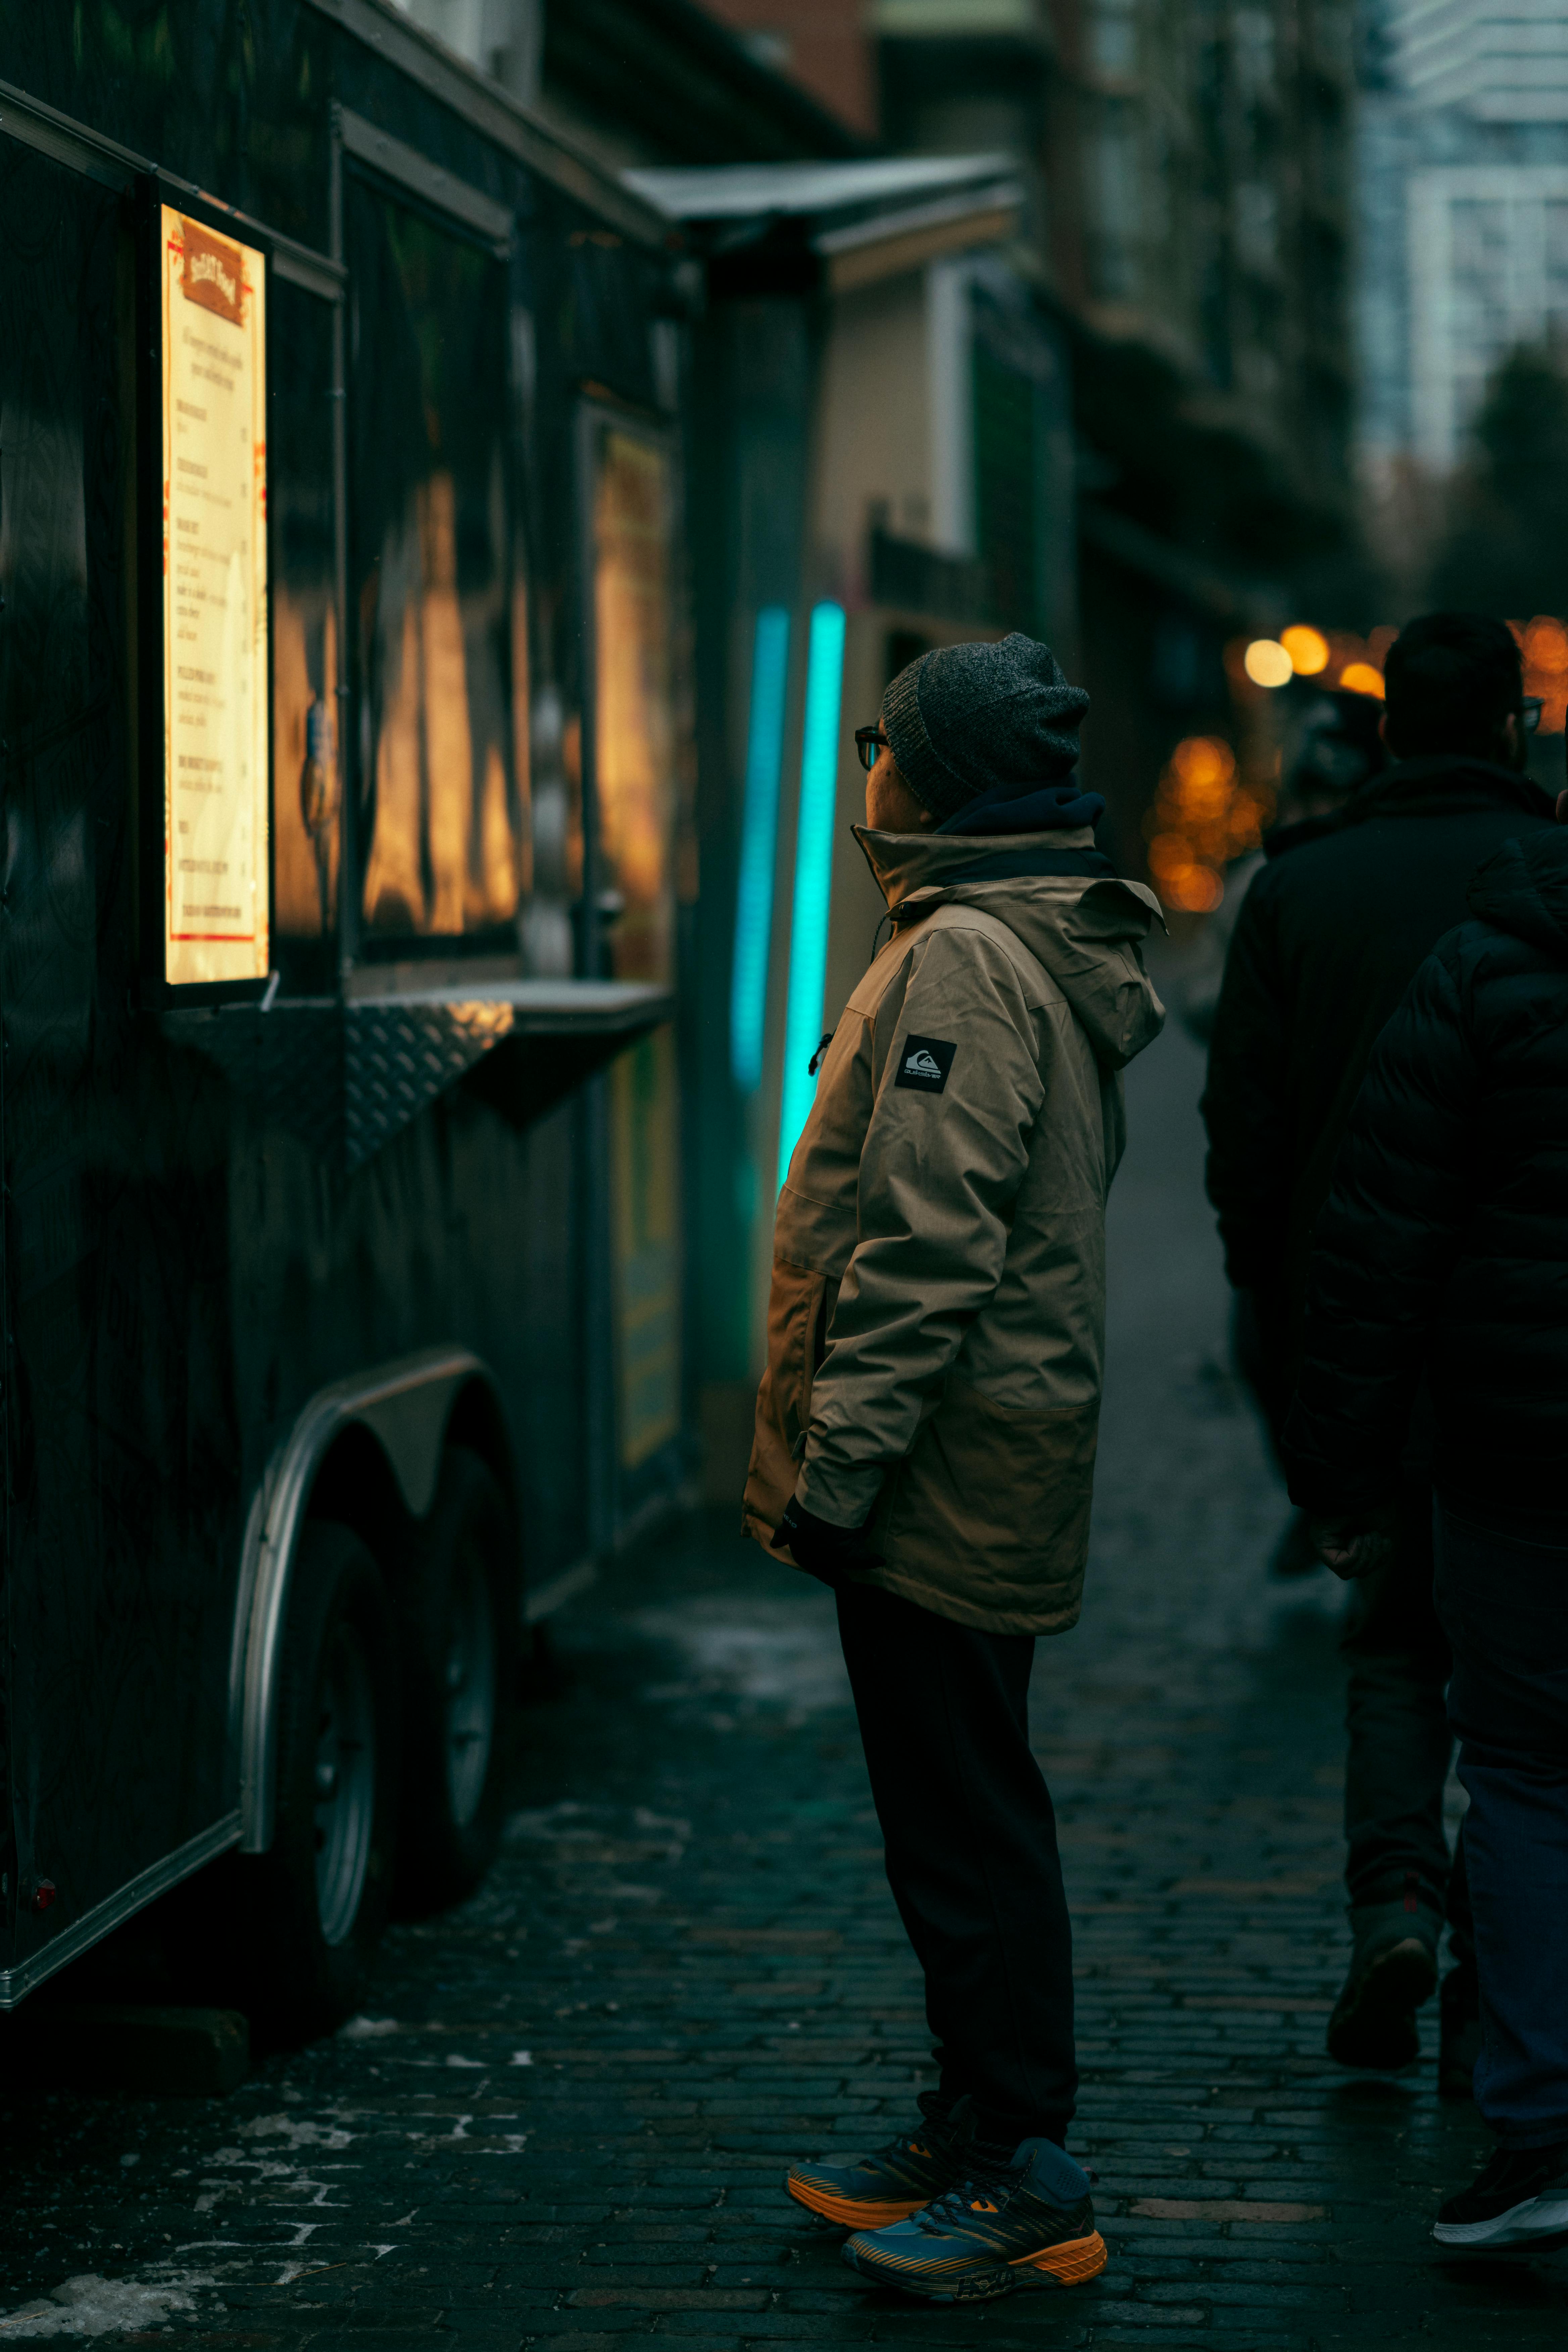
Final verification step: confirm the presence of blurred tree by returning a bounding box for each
[1431,344,1568,617]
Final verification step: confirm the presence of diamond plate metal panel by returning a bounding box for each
[163,985,672,1171]
[344,1001,517,1170]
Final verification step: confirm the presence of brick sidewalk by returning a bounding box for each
[1,1017,1564,2348]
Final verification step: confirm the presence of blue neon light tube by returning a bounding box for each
[777,600,846,1189]
[729,606,790,1092]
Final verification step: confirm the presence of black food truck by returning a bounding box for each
[0,4,693,2039]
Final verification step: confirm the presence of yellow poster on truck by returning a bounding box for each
[160,206,270,985]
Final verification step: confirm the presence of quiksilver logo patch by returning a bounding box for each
[894,1034,957,1094]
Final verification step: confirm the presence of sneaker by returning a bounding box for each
[1327,1890,1440,2069]
[786,2093,975,2227]
[841,2135,1106,2302]
[1437,1960,1482,2102]
[1433,2141,1568,2247]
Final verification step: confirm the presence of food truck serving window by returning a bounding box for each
[349,181,521,950]
[159,206,270,986]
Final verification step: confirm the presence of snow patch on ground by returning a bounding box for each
[235,2111,353,2149]
[632,1597,850,1713]
[0,2272,211,2336]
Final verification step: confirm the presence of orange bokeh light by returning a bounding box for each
[1512,615,1568,732]
[1281,624,1330,675]
[1144,734,1272,915]
[1161,860,1225,914]
[1338,662,1385,699]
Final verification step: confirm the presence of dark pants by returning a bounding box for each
[1340,1482,1467,1931]
[835,1579,1075,2149]
[1435,1505,1568,2147]
[1235,1299,1467,1928]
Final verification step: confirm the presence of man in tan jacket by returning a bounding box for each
[744,633,1164,2304]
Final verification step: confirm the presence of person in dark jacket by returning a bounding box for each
[1282,808,1568,2249]
[1202,612,1556,2082]
[1189,688,1387,1579]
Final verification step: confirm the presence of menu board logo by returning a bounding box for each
[181,218,245,327]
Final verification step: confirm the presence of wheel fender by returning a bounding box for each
[232,1346,511,1854]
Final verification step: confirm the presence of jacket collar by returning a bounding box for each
[1342,755,1554,826]
[852,822,1102,913]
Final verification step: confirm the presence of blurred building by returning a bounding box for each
[698,0,882,137]
[389,0,870,158]
[1038,0,1362,865]
[663,1,1363,860]
[1359,1,1568,477]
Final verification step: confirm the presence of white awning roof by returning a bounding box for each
[622,154,1016,223]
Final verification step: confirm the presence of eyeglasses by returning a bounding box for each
[854,724,887,773]
[1522,696,1545,734]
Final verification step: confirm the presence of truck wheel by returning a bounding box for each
[240,1521,398,2043]
[394,1447,518,1915]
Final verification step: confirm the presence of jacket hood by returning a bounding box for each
[1467,826,1568,961]
[853,823,1166,1070]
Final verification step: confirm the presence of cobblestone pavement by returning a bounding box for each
[4,1006,1567,2349]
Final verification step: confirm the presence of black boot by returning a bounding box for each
[1327,1894,1441,2069]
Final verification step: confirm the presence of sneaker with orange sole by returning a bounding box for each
[786,2094,974,2227]
[842,2135,1106,2302]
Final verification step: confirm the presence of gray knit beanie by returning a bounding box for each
[881,633,1090,823]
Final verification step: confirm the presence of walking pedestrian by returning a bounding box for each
[1282,793,1568,2249]
[743,634,1164,2302]
[1182,685,1387,1579]
[1201,613,1555,2086]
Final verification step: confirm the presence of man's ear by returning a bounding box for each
[1555,788,1568,825]
[1377,710,1390,751]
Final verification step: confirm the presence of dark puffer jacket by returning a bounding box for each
[1282,826,1568,1539]
[1202,757,1555,1380]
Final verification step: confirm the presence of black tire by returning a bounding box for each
[393,1446,519,1916]
[230,1521,399,2045]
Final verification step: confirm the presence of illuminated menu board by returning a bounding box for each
[161,206,270,985]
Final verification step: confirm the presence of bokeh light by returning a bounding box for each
[1281,624,1330,675]
[1143,734,1275,915]
[1514,615,1568,732]
[1243,638,1294,688]
[1338,662,1385,699]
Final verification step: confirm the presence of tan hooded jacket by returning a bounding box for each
[742,823,1165,1635]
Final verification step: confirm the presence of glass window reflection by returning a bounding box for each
[348,184,522,948]
[590,423,675,984]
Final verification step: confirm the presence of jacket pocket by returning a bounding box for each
[742,1258,840,1542]
[875,1375,1100,1632]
